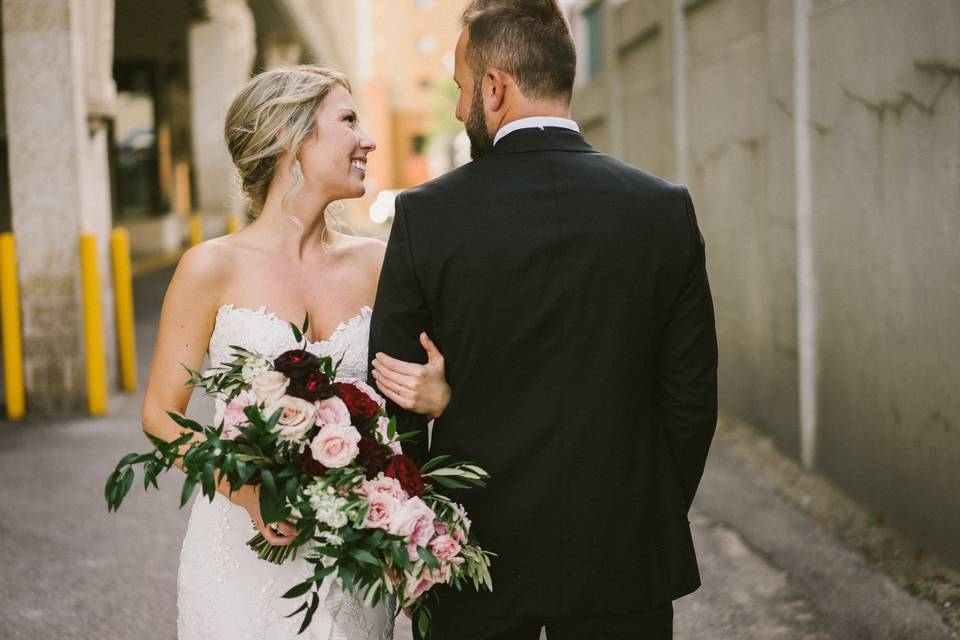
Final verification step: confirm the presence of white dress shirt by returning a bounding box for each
[493,116,580,146]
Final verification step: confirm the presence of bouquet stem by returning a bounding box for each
[246,531,297,565]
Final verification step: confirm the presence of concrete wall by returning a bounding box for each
[571,0,960,567]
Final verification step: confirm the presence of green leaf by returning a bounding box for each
[301,313,310,334]
[179,475,198,507]
[298,593,319,634]
[201,463,216,497]
[339,564,356,592]
[417,609,430,638]
[349,549,381,566]
[165,410,203,432]
[282,580,313,599]
[416,546,441,570]
[289,322,303,343]
[419,455,452,474]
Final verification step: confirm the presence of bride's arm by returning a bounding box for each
[371,332,451,419]
[141,243,296,546]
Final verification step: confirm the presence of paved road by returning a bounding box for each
[0,267,952,639]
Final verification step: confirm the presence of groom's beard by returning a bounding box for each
[466,81,495,160]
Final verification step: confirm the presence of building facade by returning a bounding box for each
[566,0,960,568]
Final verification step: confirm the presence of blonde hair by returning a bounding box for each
[224,65,351,221]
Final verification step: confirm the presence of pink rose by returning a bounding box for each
[389,497,435,546]
[403,565,451,604]
[315,396,351,429]
[309,424,362,468]
[222,391,254,440]
[376,416,403,455]
[364,475,409,502]
[362,493,401,530]
[429,534,462,562]
[334,376,386,409]
[265,395,316,443]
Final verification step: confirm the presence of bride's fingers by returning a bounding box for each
[371,365,417,392]
[420,333,444,365]
[373,352,421,376]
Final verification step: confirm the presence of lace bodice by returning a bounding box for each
[178,303,393,640]
[208,304,373,378]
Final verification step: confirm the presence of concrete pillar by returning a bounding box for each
[2,0,116,414]
[188,0,255,215]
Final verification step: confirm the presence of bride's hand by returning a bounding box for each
[372,333,451,419]
[229,484,299,546]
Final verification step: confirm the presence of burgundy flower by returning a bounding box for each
[384,454,425,497]
[298,446,328,477]
[287,371,334,402]
[356,434,391,478]
[274,349,320,380]
[334,382,380,422]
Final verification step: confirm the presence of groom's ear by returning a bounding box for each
[484,68,508,113]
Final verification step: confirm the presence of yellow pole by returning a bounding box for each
[226,214,239,235]
[111,228,137,392]
[0,233,24,420]
[189,214,203,246]
[80,234,107,415]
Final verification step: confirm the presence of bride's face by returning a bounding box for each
[298,85,376,200]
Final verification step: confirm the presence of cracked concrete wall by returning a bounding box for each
[571,0,960,567]
[808,0,960,566]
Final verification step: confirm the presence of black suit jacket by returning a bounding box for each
[369,127,718,618]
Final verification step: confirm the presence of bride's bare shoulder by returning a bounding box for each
[332,231,386,276]
[169,237,243,303]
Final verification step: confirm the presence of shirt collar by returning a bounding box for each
[493,116,580,145]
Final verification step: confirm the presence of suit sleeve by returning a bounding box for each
[656,186,719,512]
[368,194,432,465]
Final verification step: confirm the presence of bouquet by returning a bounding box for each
[105,316,493,637]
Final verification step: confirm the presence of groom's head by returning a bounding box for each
[455,0,577,159]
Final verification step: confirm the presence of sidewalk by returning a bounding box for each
[0,266,954,639]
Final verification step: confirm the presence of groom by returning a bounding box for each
[370,0,718,637]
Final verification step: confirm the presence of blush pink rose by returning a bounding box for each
[403,565,451,604]
[364,474,409,502]
[429,534,462,562]
[265,395,316,443]
[221,391,255,440]
[362,493,401,530]
[389,497,435,546]
[315,396,351,430]
[309,424,362,468]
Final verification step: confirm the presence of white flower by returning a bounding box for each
[241,357,270,384]
[304,481,350,529]
[317,530,344,547]
[251,371,289,405]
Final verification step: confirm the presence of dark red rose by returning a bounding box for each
[384,454,425,497]
[298,446,328,477]
[274,349,320,379]
[356,434,391,478]
[287,371,333,402]
[334,382,380,422]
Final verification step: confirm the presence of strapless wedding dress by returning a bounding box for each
[177,304,394,640]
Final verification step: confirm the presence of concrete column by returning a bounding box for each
[188,0,255,215]
[2,0,115,414]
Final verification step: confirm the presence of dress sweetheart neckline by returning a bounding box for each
[215,303,372,346]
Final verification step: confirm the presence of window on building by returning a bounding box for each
[584,1,605,80]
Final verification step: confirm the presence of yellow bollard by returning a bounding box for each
[0,233,24,420]
[226,214,239,235]
[111,228,137,392]
[80,234,107,416]
[189,214,203,246]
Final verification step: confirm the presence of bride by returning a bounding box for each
[141,66,451,639]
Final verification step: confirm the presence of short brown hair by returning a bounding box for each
[461,0,576,102]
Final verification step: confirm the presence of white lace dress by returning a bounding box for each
[177,304,394,640]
